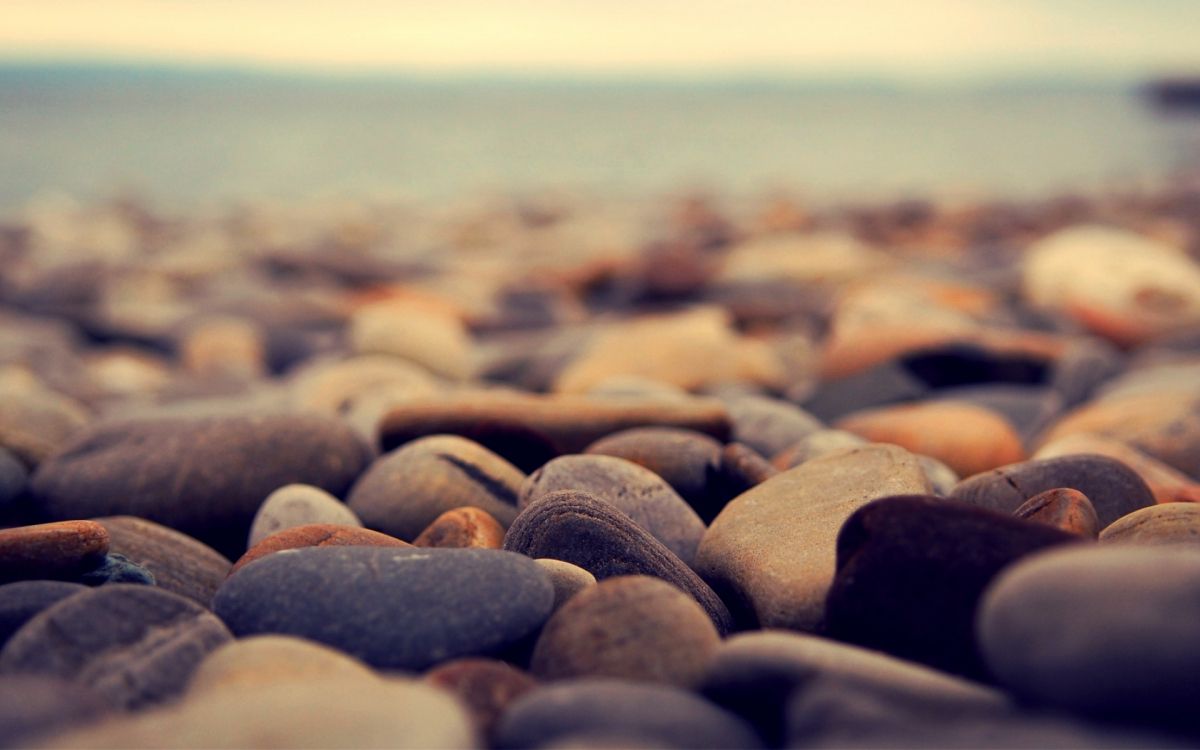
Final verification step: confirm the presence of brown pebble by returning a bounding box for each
[0,521,108,582]
[534,559,597,611]
[1099,503,1200,547]
[230,524,409,575]
[425,658,538,739]
[1013,488,1100,537]
[96,516,231,607]
[414,507,506,549]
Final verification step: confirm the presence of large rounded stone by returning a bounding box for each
[1099,503,1200,547]
[30,414,371,556]
[494,678,763,750]
[213,547,554,671]
[695,444,932,631]
[531,576,720,688]
[248,484,362,548]
[520,455,705,566]
[503,491,732,633]
[0,521,108,583]
[824,495,1079,678]
[378,393,730,472]
[187,635,378,695]
[951,454,1155,528]
[1036,433,1200,504]
[0,585,232,710]
[978,545,1200,721]
[584,427,722,513]
[95,516,231,607]
[0,581,86,646]
[347,435,523,541]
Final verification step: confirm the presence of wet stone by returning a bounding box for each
[824,495,1079,678]
[414,506,506,549]
[247,483,362,548]
[1014,488,1100,537]
[213,546,554,671]
[503,490,733,634]
[520,454,705,566]
[347,435,524,541]
[0,584,232,710]
[231,523,410,574]
[531,575,720,688]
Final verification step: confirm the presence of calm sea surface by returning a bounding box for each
[1,67,1198,213]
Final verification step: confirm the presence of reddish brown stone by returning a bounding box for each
[414,507,506,549]
[230,524,409,575]
[1013,488,1100,537]
[424,658,538,739]
[0,521,108,582]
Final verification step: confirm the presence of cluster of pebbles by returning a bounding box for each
[2,183,1200,748]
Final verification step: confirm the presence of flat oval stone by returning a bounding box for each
[248,484,362,548]
[213,546,554,671]
[188,635,378,695]
[230,524,409,574]
[378,393,731,472]
[1099,503,1200,547]
[414,507,506,549]
[535,559,596,611]
[0,581,86,646]
[978,545,1200,720]
[0,584,232,710]
[1014,488,1099,537]
[503,491,733,634]
[47,677,477,749]
[30,414,371,557]
[584,427,722,513]
[520,455,705,566]
[951,454,1155,528]
[824,495,1079,678]
[0,520,109,583]
[0,675,109,749]
[701,631,1011,747]
[494,678,763,750]
[347,435,523,541]
[695,444,932,631]
[424,658,538,740]
[531,576,720,688]
[836,400,1026,477]
[95,516,232,608]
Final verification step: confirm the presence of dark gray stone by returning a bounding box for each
[0,584,232,710]
[30,413,372,557]
[720,394,823,459]
[951,454,1155,528]
[520,455,706,566]
[803,361,928,424]
[212,546,554,671]
[494,679,763,750]
[0,580,86,647]
[504,490,733,634]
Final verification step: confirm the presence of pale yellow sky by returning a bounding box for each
[4,0,1199,78]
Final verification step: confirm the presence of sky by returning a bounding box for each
[3,0,1200,81]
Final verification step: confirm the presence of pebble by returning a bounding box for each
[0,520,109,583]
[719,394,823,459]
[951,454,1156,527]
[347,434,523,541]
[835,400,1026,477]
[0,580,86,646]
[503,490,733,633]
[1099,503,1200,547]
[96,516,232,607]
[520,454,705,566]
[584,426,722,514]
[47,677,477,749]
[0,675,109,749]
[0,584,232,710]
[30,414,371,557]
[493,678,764,750]
[531,576,720,688]
[823,495,1079,677]
[231,523,410,574]
[0,447,26,510]
[288,354,439,416]
[179,315,267,380]
[213,546,554,670]
[248,483,362,548]
[772,429,866,469]
[0,383,90,469]
[377,392,731,472]
[802,360,928,423]
[939,383,1063,444]
[187,634,379,695]
[695,444,932,631]
[349,300,475,381]
[425,658,539,739]
[701,631,1011,747]
[1014,488,1100,536]
[414,506,506,549]
[534,559,596,611]
[978,545,1200,722]
[1036,433,1200,504]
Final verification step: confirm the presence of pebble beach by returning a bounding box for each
[2,175,1200,748]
